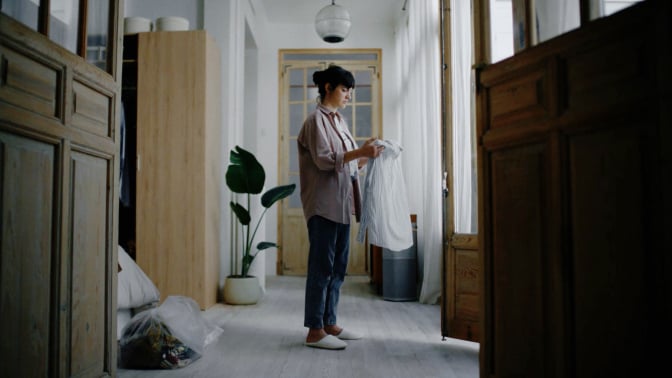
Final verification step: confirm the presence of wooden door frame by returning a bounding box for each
[440,0,454,338]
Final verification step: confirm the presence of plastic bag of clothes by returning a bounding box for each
[118,296,222,369]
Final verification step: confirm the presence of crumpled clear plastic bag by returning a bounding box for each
[118,296,223,369]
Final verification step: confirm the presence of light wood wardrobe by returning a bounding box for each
[122,30,222,309]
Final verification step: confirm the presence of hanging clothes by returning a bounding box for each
[357,139,413,251]
[119,101,131,207]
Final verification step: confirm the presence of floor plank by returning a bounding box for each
[118,275,479,378]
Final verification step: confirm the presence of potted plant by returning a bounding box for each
[222,146,296,305]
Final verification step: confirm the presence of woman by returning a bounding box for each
[297,65,384,350]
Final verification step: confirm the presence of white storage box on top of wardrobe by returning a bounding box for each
[155,16,189,31]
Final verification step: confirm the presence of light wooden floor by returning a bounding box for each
[118,275,479,378]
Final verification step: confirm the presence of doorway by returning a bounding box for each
[277,50,382,276]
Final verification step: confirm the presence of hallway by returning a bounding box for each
[118,275,479,378]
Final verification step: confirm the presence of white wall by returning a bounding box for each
[124,0,403,289]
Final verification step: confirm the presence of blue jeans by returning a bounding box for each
[304,215,350,329]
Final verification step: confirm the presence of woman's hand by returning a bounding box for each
[344,138,385,166]
[361,138,384,158]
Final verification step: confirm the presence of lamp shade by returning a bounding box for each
[315,2,351,43]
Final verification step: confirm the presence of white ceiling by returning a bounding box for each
[255,0,407,26]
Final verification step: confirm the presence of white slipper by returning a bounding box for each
[305,335,347,350]
[336,328,363,340]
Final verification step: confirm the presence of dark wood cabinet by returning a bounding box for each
[0,3,123,375]
[477,1,670,377]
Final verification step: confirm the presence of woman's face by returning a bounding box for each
[324,84,353,109]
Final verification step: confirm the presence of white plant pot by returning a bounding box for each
[223,276,262,305]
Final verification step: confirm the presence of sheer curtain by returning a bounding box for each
[395,0,442,304]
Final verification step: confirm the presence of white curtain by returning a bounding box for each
[452,0,476,234]
[395,0,442,304]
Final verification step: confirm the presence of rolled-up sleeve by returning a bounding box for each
[300,116,345,172]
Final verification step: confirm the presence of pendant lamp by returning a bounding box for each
[315,0,351,43]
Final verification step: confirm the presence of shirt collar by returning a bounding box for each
[317,104,341,121]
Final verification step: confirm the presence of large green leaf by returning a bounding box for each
[230,201,250,226]
[226,146,265,194]
[256,242,278,250]
[261,184,296,208]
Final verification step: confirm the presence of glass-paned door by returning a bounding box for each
[278,50,381,276]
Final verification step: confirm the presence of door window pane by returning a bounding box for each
[86,0,110,71]
[354,71,371,85]
[49,0,79,53]
[534,0,580,44]
[289,141,298,173]
[306,68,319,102]
[1,0,39,31]
[354,71,372,102]
[355,86,371,103]
[290,103,304,136]
[289,86,303,101]
[288,174,301,209]
[341,105,353,133]
[588,0,644,20]
[289,69,303,101]
[284,53,378,61]
[355,105,372,138]
[490,0,514,63]
[307,86,318,103]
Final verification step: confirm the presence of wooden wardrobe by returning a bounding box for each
[121,30,222,309]
[0,2,123,376]
[477,1,670,377]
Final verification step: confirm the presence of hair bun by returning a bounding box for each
[313,70,324,85]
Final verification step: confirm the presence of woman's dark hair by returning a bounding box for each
[313,65,355,100]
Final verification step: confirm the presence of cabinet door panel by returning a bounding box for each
[569,127,647,377]
[445,234,479,341]
[489,144,547,375]
[0,132,55,377]
[133,31,220,309]
[0,45,61,119]
[68,151,110,376]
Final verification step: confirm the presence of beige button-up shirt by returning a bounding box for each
[297,104,361,225]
